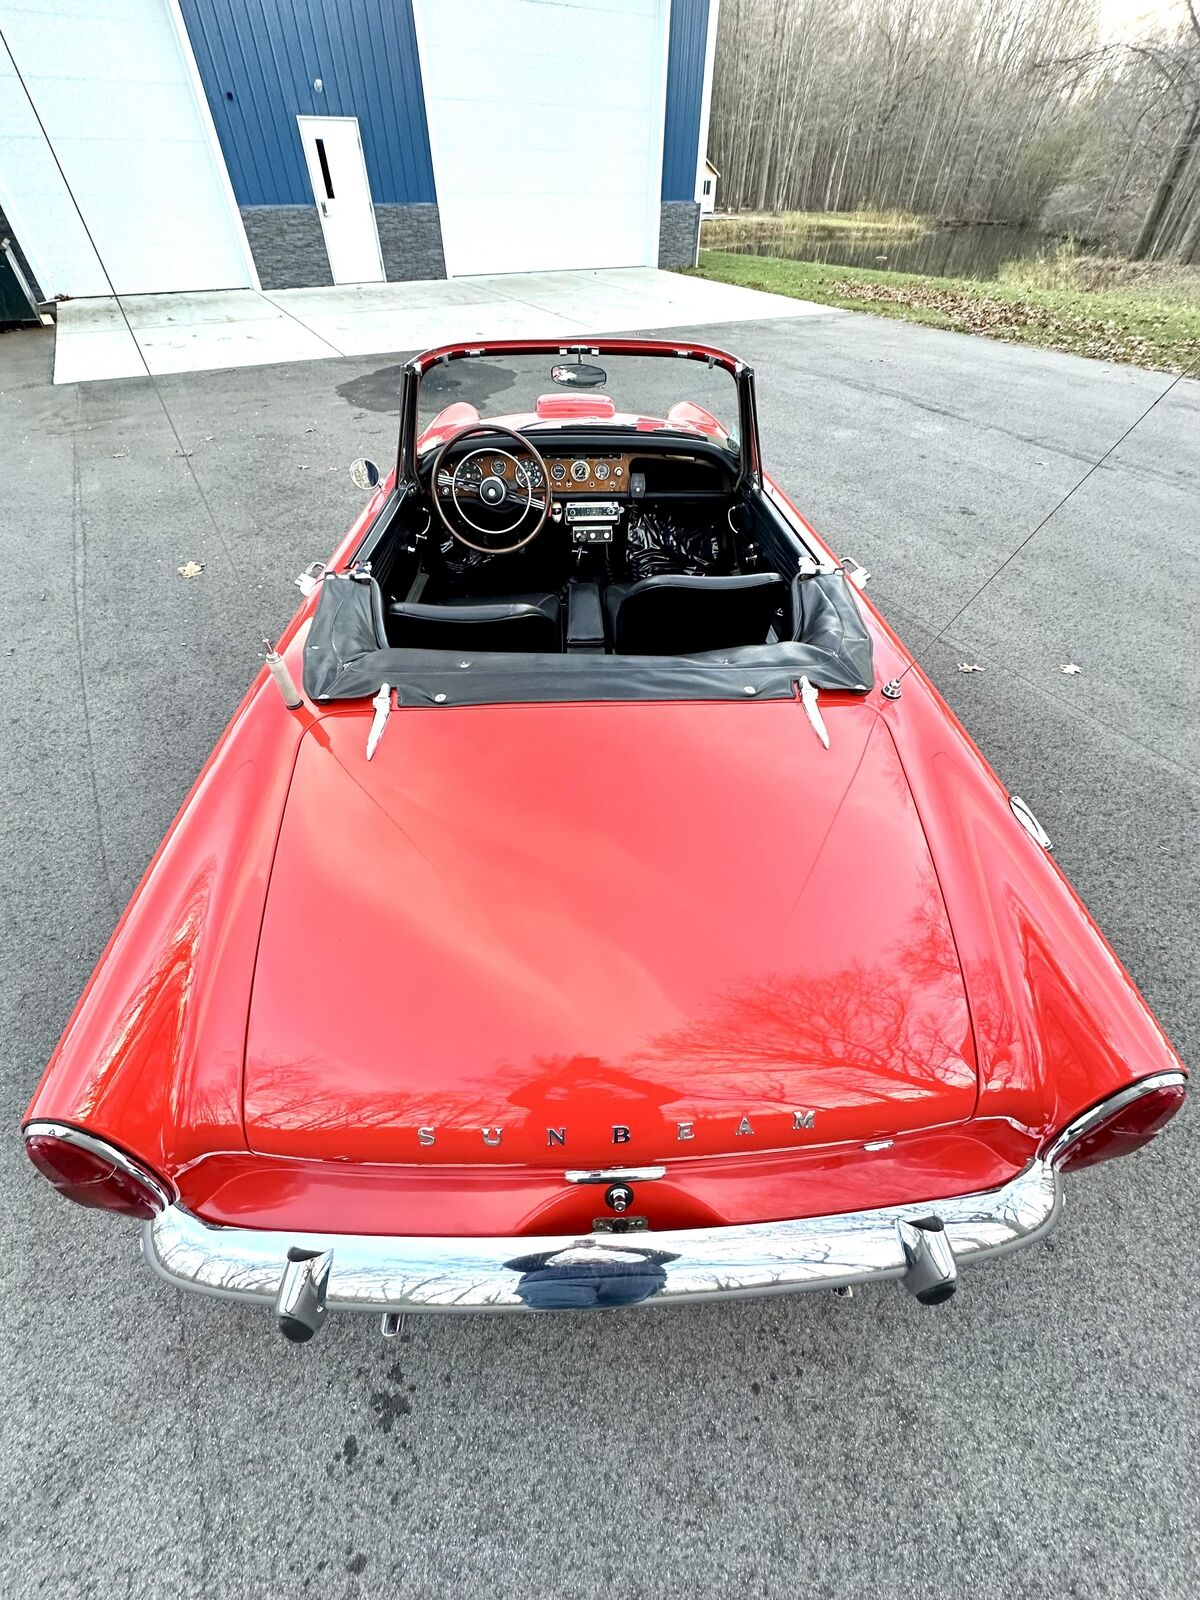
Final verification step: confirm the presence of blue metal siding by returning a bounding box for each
[178,0,437,206]
[661,0,709,201]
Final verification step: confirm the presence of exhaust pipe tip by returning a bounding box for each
[897,1216,958,1306]
[276,1246,333,1343]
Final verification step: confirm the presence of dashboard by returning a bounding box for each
[441,452,635,498]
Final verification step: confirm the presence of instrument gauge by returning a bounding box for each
[570,460,589,482]
[550,462,567,482]
[516,460,543,490]
[491,459,507,476]
[593,461,610,481]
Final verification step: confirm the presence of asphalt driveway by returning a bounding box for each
[1,311,1195,1600]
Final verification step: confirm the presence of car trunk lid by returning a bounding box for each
[243,700,977,1166]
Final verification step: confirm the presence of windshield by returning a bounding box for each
[415,349,741,451]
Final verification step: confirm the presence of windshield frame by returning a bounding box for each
[396,337,762,488]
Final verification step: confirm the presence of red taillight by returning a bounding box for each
[24,1126,171,1219]
[1046,1075,1187,1173]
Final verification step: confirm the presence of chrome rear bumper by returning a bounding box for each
[143,1160,1060,1337]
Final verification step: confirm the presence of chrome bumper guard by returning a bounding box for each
[143,1160,1060,1339]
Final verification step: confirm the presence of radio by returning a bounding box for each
[564,501,621,522]
[566,499,621,545]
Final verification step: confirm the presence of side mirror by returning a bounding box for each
[350,458,381,491]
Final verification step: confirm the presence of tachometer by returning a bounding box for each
[516,459,544,490]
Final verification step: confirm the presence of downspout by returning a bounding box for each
[1,234,48,322]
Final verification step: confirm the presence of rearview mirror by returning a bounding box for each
[551,362,607,389]
[350,457,380,491]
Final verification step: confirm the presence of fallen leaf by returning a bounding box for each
[1061,662,1082,675]
[957,662,984,672]
[178,560,204,578]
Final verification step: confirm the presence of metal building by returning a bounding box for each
[0,0,719,300]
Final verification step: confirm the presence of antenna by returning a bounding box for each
[0,21,243,583]
[894,358,1196,687]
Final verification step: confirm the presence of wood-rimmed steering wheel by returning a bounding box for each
[430,423,552,555]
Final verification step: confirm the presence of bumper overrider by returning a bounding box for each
[143,1159,1062,1342]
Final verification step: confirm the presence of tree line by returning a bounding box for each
[709,0,1200,262]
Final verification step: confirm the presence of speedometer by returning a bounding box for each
[516,459,543,490]
[440,456,482,497]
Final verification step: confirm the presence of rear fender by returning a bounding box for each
[23,678,310,1174]
[882,671,1185,1134]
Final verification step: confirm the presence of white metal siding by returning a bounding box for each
[0,0,252,297]
[414,0,667,277]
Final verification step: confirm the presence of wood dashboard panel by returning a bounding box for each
[515,453,634,495]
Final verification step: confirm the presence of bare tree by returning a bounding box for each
[708,0,1200,261]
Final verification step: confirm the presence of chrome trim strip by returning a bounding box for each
[1010,795,1052,849]
[143,1161,1060,1316]
[24,1120,175,1211]
[1043,1071,1187,1168]
[563,1166,667,1184]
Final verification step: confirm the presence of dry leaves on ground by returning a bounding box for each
[828,279,1170,366]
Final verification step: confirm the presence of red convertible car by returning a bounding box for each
[23,339,1186,1340]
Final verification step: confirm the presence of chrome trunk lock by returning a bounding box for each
[597,1184,647,1231]
[593,1215,649,1233]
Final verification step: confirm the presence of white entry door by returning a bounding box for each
[297,116,384,285]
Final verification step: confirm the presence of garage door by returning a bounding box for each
[413,0,666,277]
[0,0,253,297]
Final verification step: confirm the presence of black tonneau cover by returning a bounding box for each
[302,572,873,706]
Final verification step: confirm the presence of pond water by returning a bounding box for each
[711,222,1087,282]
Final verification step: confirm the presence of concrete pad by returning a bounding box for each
[51,324,146,383]
[464,266,829,329]
[267,280,499,314]
[52,268,834,384]
[298,304,578,357]
[55,297,131,332]
[134,315,340,374]
[118,289,282,329]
